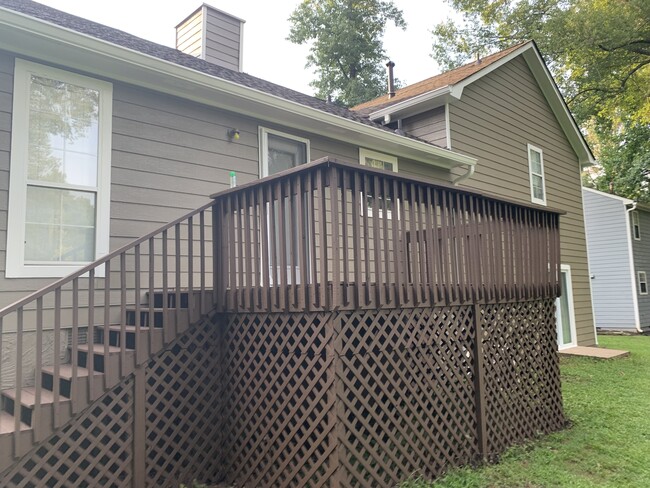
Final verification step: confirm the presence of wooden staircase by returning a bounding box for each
[0,289,210,470]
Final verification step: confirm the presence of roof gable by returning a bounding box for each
[352,43,525,114]
[352,42,595,166]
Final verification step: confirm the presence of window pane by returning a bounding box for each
[25,186,96,262]
[27,75,99,187]
[267,133,307,174]
[532,175,545,200]
[529,149,542,174]
[365,157,394,172]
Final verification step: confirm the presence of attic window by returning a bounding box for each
[528,144,546,206]
[632,211,641,240]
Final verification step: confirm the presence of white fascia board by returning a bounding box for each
[582,187,634,205]
[521,48,595,167]
[367,86,454,122]
[0,7,475,170]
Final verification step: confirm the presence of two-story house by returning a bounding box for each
[353,42,597,350]
[0,1,592,486]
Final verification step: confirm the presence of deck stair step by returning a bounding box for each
[1,387,71,427]
[146,289,213,308]
[126,307,190,330]
[99,325,164,350]
[0,284,198,473]
[76,344,133,374]
[41,365,104,399]
[0,411,30,434]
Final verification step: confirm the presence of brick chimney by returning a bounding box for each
[176,3,245,72]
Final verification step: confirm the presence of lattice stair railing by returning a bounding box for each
[0,200,215,469]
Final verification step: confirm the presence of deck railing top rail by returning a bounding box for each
[210,157,566,216]
[212,157,563,313]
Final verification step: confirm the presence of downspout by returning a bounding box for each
[625,202,643,333]
[452,164,475,186]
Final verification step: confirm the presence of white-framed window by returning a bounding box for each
[638,271,648,295]
[527,144,546,206]
[632,211,641,240]
[6,59,112,278]
[259,127,310,177]
[359,148,398,218]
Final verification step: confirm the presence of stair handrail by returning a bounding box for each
[0,201,214,318]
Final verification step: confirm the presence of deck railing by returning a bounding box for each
[212,157,562,313]
[0,202,213,446]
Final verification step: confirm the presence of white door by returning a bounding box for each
[556,264,577,349]
[260,128,310,285]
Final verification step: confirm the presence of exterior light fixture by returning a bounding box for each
[228,128,240,141]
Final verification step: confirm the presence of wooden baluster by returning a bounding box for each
[251,192,260,311]
[104,261,112,389]
[351,171,362,309]
[53,289,61,428]
[71,278,80,413]
[14,307,23,450]
[187,217,195,321]
[200,210,206,314]
[87,270,95,401]
[317,168,329,310]
[34,297,43,441]
[330,167,341,309]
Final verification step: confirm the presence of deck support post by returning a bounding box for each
[133,365,146,487]
[472,303,489,462]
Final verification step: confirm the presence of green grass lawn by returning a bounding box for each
[401,335,650,488]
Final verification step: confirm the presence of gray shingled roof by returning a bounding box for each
[0,0,408,137]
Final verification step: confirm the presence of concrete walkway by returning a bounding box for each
[559,346,630,359]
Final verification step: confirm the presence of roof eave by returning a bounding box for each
[365,42,595,168]
[366,86,455,122]
[0,6,475,171]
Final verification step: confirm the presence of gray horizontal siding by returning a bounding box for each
[582,189,636,329]
[402,106,447,148]
[204,7,242,71]
[0,51,365,308]
[632,209,650,327]
[448,55,596,345]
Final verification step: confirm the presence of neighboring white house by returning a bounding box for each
[582,187,650,333]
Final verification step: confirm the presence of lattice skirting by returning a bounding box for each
[219,299,565,487]
[0,300,564,487]
[0,316,223,488]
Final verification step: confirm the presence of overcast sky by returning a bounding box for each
[38,0,455,96]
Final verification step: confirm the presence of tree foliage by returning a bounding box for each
[583,121,650,203]
[288,0,405,107]
[430,0,650,200]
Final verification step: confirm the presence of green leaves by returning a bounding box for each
[432,0,650,202]
[288,0,406,106]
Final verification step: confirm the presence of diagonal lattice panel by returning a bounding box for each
[481,299,565,457]
[335,307,479,486]
[144,316,224,487]
[220,312,337,488]
[1,379,134,488]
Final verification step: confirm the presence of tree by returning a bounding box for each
[583,121,650,204]
[288,0,406,107]
[430,0,650,200]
